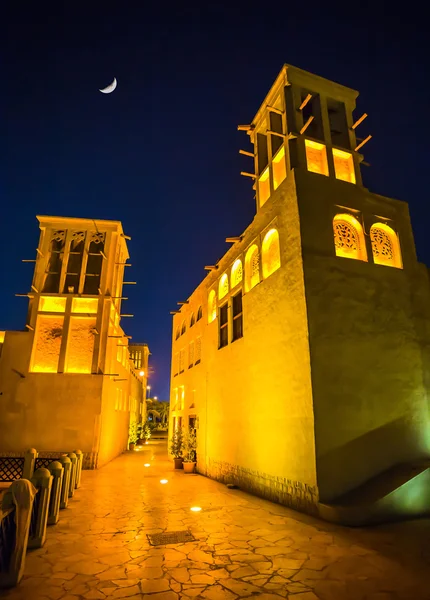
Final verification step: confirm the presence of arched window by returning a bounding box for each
[218,273,229,299]
[190,313,195,327]
[231,259,243,288]
[333,214,367,262]
[196,306,202,321]
[370,223,402,269]
[208,290,216,323]
[262,228,281,279]
[245,245,260,292]
[181,321,186,336]
[175,326,180,340]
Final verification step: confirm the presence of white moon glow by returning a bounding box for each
[99,78,117,94]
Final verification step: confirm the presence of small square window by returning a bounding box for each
[258,166,270,207]
[305,140,328,176]
[272,146,286,190]
[333,149,356,184]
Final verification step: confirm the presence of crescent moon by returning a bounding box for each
[99,77,117,94]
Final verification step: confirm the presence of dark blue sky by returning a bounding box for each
[2,5,430,399]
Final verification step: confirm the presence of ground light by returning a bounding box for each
[190,506,202,512]
[144,463,150,467]
[160,479,168,484]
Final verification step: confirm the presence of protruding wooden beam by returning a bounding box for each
[299,93,312,111]
[31,285,39,293]
[240,171,256,179]
[170,310,180,315]
[237,124,254,131]
[204,265,218,271]
[36,248,43,257]
[15,294,33,297]
[177,301,189,305]
[267,130,286,138]
[121,234,132,240]
[120,314,134,317]
[355,134,372,152]
[352,113,368,130]
[288,132,298,140]
[226,237,242,243]
[123,282,137,285]
[100,251,107,260]
[267,105,283,115]
[115,262,132,266]
[239,149,254,157]
[25,324,34,331]
[300,115,314,135]
[22,259,36,263]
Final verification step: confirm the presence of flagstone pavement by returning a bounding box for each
[3,440,430,600]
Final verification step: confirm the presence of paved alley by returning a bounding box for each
[3,440,430,600]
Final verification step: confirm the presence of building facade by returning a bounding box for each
[0,216,147,468]
[169,64,430,521]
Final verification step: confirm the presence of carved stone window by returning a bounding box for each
[333,214,367,262]
[231,259,243,288]
[43,230,66,293]
[245,244,260,291]
[370,223,402,269]
[262,228,281,279]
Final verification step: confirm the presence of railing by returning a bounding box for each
[0,504,16,575]
[0,458,25,482]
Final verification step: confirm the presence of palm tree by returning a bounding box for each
[157,401,170,426]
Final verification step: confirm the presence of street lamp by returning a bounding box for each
[154,396,158,400]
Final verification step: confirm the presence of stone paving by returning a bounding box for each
[4,441,430,600]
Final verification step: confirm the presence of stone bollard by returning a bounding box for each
[73,449,83,489]
[28,468,53,549]
[58,456,71,509]
[0,479,36,589]
[47,461,63,525]
[67,453,77,498]
[22,448,38,479]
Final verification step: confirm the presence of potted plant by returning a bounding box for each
[128,420,138,451]
[142,423,152,444]
[136,422,145,445]
[169,428,183,469]
[182,428,197,473]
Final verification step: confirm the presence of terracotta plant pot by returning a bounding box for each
[129,443,136,451]
[136,439,144,446]
[183,461,196,474]
[174,457,183,469]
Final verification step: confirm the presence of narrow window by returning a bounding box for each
[333,214,367,262]
[173,352,179,376]
[370,223,402,269]
[195,336,202,364]
[179,349,185,373]
[258,166,270,208]
[43,230,66,293]
[83,232,106,295]
[64,316,96,373]
[262,229,281,278]
[179,386,185,411]
[218,273,229,300]
[245,245,260,292]
[181,321,186,336]
[272,146,286,190]
[196,306,203,322]
[232,292,243,342]
[189,341,195,368]
[231,259,243,288]
[333,149,356,184]
[208,290,217,323]
[190,313,195,327]
[219,303,228,349]
[328,99,350,149]
[175,326,180,340]
[305,140,328,176]
[63,231,86,294]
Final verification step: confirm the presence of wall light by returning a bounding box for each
[139,370,145,377]
[160,479,168,484]
[144,463,150,467]
[190,506,202,512]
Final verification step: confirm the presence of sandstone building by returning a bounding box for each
[0,216,148,468]
[169,64,430,524]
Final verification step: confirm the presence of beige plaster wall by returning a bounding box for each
[295,169,430,501]
[169,174,318,510]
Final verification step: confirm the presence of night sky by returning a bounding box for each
[2,6,430,400]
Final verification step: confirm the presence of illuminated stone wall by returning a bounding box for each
[295,168,430,502]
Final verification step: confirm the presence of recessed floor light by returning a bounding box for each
[190,506,202,512]
[160,479,168,484]
[144,463,151,467]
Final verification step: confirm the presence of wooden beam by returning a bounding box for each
[267,105,283,115]
[177,301,189,305]
[204,265,218,271]
[170,311,180,315]
[120,314,134,317]
[299,93,312,111]
[300,115,314,135]
[237,124,253,131]
[239,149,254,157]
[121,234,132,240]
[240,171,256,179]
[225,237,242,243]
[352,113,368,130]
[267,130,286,138]
[22,259,36,263]
[123,282,137,285]
[355,134,372,152]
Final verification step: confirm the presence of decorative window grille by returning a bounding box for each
[231,259,243,288]
[333,214,367,262]
[262,229,281,279]
[370,223,402,268]
[195,337,202,364]
[218,274,229,300]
